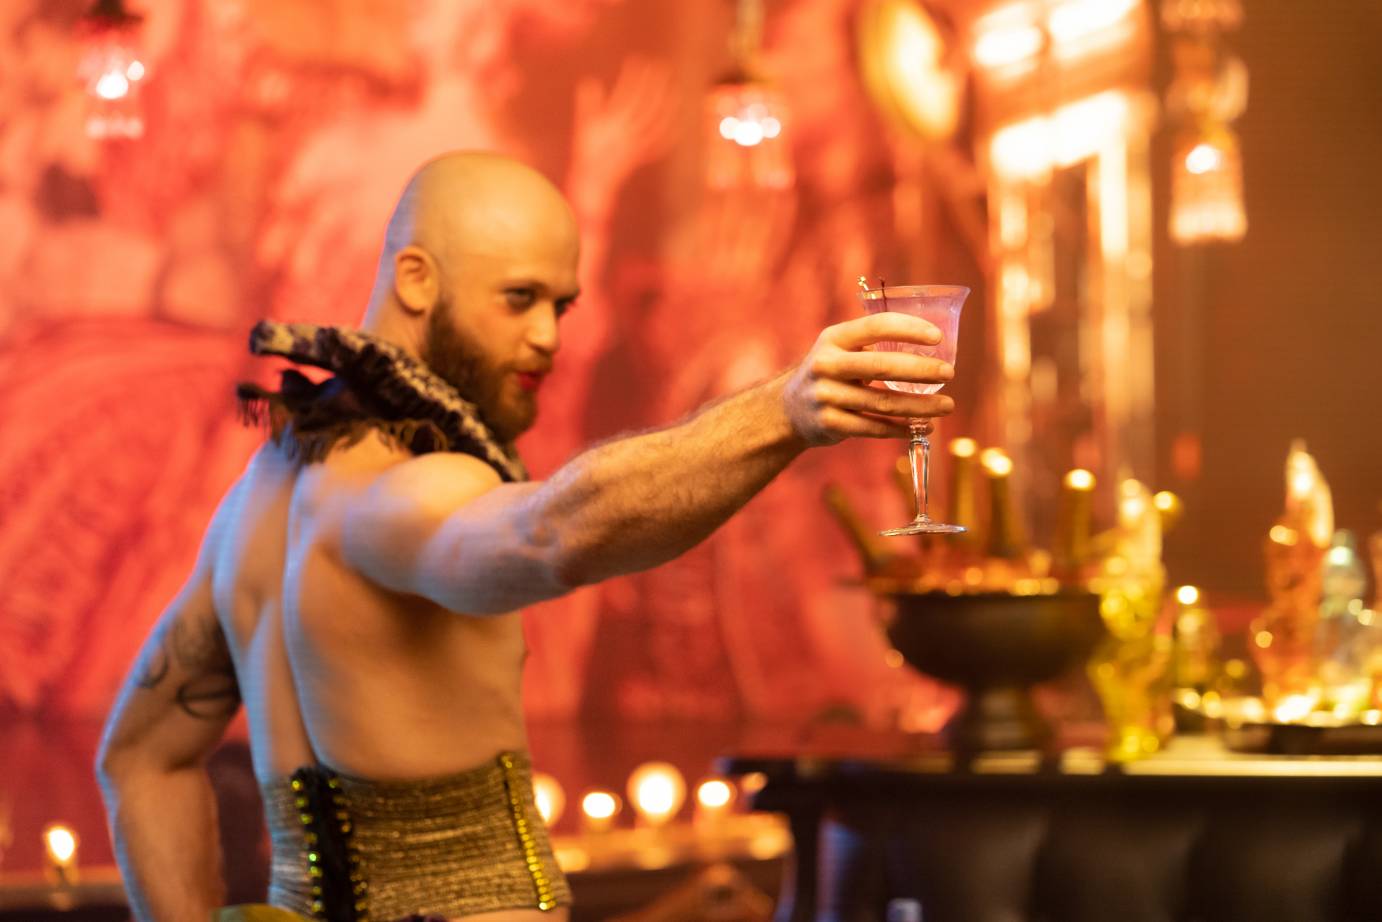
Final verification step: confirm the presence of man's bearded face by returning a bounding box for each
[421,294,536,443]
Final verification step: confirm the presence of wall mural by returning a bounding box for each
[0,0,972,731]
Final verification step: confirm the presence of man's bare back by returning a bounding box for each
[208,438,559,922]
[284,435,529,780]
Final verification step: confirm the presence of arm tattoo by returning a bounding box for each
[134,614,241,720]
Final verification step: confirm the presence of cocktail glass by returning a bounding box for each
[858,284,969,536]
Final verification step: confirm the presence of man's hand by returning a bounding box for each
[783,312,956,446]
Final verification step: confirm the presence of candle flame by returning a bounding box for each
[1064,468,1095,490]
[980,448,1012,476]
[950,437,978,458]
[696,779,734,809]
[581,791,619,821]
[627,762,686,825]
[1153,491,1180,512]
[1175,585,1200,606]
[43,824,78,866]
[1268,524,1298,546]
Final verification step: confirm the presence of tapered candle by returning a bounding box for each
[43,823,79,886]
[948,438,981,550]
[1053,469,1095,582]
[580,790,621,834]
[1154,490,1184,533]
[981,449,1025,560]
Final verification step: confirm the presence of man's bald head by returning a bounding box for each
[365,151,579,327]
[361,152,582,441]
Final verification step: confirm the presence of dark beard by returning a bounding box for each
[420,298,532,443]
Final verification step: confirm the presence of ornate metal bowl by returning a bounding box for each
[884,590,1105,751]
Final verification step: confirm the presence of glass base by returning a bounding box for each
[879,521,967,537]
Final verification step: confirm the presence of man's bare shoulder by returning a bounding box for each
[315,435,504,502]
[297,434,509,545]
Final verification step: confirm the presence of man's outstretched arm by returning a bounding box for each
[342,311,954,614]
[96,526,240,922]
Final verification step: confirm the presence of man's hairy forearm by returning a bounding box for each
[100,763,225,922]
[537,370,807,586]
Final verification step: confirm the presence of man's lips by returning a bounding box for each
[515,371,547,392]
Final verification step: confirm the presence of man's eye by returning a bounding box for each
[505,288,536,308]
[555,298,578,318]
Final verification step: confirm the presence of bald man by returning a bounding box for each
[95,152,955,922]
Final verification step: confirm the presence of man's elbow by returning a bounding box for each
[529,500,610,593]
[94,739,131,798]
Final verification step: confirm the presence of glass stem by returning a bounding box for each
[908,418,933,523]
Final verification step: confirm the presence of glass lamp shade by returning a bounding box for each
[78,6,147,139]
[704,78,794,191]
[1170,123,1246,244]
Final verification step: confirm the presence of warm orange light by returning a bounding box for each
[989,91,1130,180]
[78,3,148,140]
[858,0,961,140]
[1171,126,1246,244]
[1268,525,1298,547]
[990,115,1050,180]
[1153,491,1181,514]
[532,773,565,827]
[43,824,78,868]
[1184,143,1223,175]
[1175,585,1200,606]
[43,823,80,886]
[580,790,621,833]
[1064,469,1095,491]
[737,772,768,797]
[1273,693,1317,724]
[696,779,734,810]
[705,82,793,191]
[980,449,1013,477]
[627,762,686,827]
[950,437,978,458]
[972,3,1043,71]
[1048,0,1138,50]
[974,22,1043,69]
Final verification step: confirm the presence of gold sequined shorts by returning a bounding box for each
[260,751,569,920]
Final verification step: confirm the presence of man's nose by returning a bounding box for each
[528,302,560,355]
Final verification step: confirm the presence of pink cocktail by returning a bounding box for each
[859,284,969,536]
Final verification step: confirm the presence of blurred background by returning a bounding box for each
[1,0,1380,917]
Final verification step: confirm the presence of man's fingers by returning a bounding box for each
[826,312,942,350]
[815,379,956,419]
[819,407,912,440]
[816,350,954,386]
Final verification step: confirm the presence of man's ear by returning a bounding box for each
[393,245,440,315]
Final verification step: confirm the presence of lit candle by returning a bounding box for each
[43,823,79,886]
[981,449,1024,560]
[1053,469,1095,582]
[1153,490,1183,533]
[579,790,621,834]
[948,438,981,550]
[693,777,736,833]
[532,772,565,828]
[626,762,686,829]
[1172,584,1221,700]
